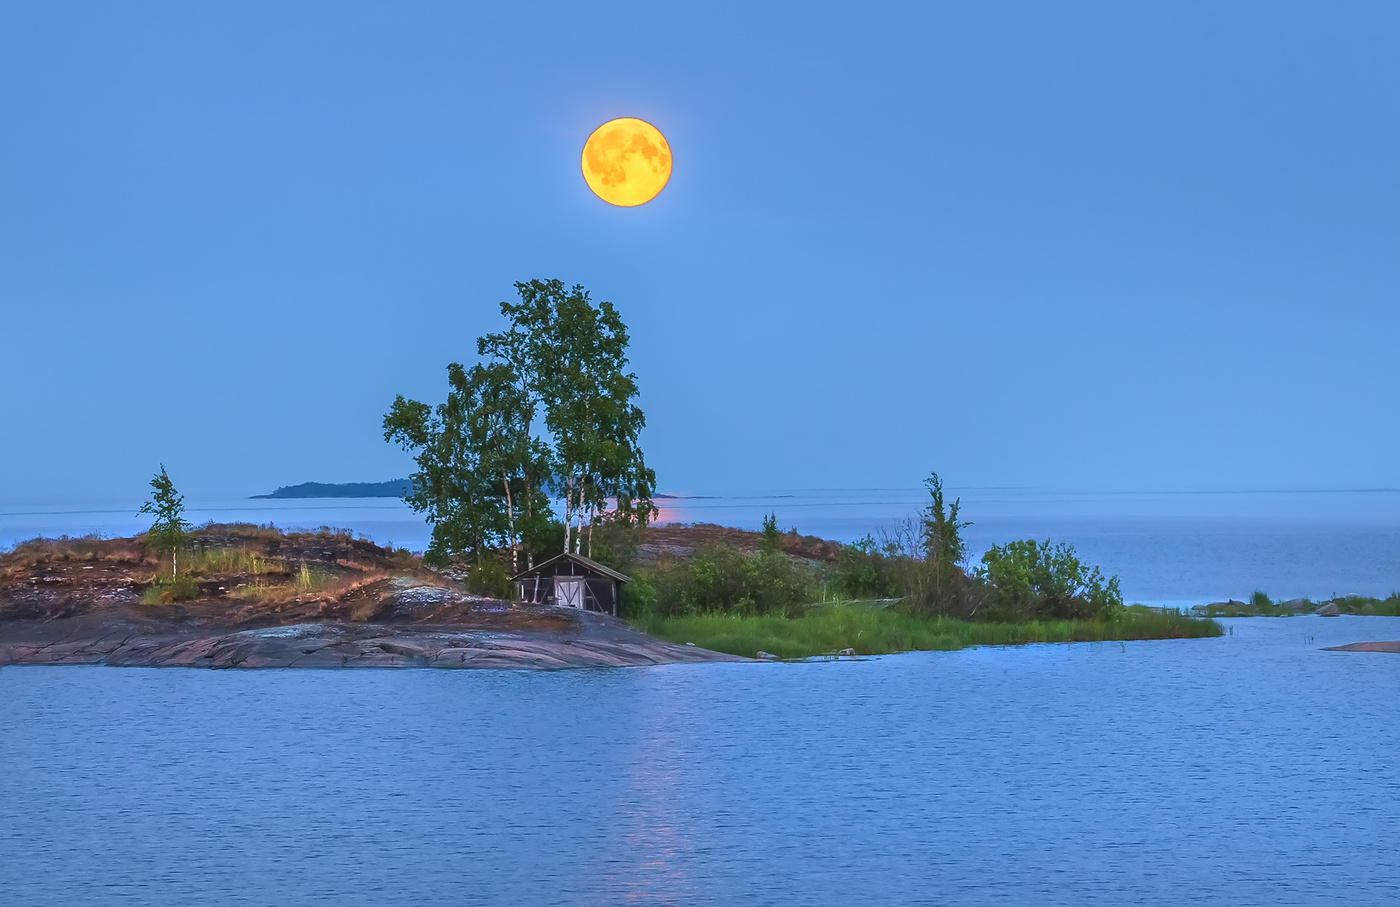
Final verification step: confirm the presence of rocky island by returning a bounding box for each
[0,525,742,669]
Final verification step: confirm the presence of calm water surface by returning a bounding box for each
[3,617,1399,906]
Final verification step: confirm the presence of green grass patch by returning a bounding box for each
[140,574,200,604]
[293,563,333,592]
[631,602,1223,659]
[182,546,282,576]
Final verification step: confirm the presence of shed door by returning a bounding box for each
[555,577,585,608]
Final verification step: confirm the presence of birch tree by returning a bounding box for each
[386,278,656,568]
[383,364,506,565]
[138,464,189,576]
[536,282,656,555]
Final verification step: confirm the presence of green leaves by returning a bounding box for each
[637,544,817,619]
[137,464,189,575]
[976,538,1123,621]
[385,279,657,569]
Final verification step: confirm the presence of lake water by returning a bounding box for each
[5,488,1398,606]
[3,616,1399,906]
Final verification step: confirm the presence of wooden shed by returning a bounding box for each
[512,553,630,616]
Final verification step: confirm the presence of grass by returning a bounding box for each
[232,563,337,603]
[3,534,146,567]
[140,574,200,604]
[181,546,282,576]
[233,566,390,607]
[631,603,1223,659]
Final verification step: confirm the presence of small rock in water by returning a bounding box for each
[755,650,778,660]
[1315,603,1341,617]
[837,647,855,657]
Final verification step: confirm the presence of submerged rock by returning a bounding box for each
[1325,640,1400,653]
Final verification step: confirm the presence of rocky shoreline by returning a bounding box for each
[0,529,746,670]
[0,606,744,669]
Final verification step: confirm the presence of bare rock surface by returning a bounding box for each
[0,605,744,669]
[1322,641,1400,654]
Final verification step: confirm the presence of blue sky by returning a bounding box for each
[2,1,1397,505]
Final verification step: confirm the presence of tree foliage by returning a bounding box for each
[831,535,903,599]
[138,464,189,575]
[975,539,1123,621]
[888,472,974,616]
[385,279,656,569]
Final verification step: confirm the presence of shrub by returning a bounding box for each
[831,536,902,599]
[141,574,200,604]
[635,544,817,618]
[464,557,514,599]
[884,472,974,617]
[619,571,658,617]
[975,539,1122,621]
[759,514,783,554]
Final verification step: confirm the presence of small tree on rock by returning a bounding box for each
[138,465,189,576]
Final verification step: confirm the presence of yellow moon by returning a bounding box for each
[580,117,672,207]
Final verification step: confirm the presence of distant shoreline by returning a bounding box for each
[249,480,685,500]
[250,480,413,499]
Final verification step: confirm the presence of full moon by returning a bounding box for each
[580,118,672,207]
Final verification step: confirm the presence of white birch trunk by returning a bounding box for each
[502,473,517,574]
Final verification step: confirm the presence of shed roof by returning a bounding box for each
[512,552,631,584]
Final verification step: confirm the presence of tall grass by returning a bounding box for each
[294,564,332,591]
[233,564,376,604]
[3,534,146,566]
[632,603,1222,659]
[182,547,281,576]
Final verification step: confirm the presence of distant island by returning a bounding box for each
[252,480,681,501]
[251,479,414,499]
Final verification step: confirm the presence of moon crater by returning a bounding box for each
[581,118,672,207]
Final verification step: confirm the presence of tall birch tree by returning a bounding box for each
[385,278,656,569]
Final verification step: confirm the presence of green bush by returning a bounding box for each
[619,571,658,617]
[759,514,783,554]
[894,472,973,617]
[464,557,515,599]
[975,539,1122,621]
[635,544,817,618]
[832,536,902,599]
